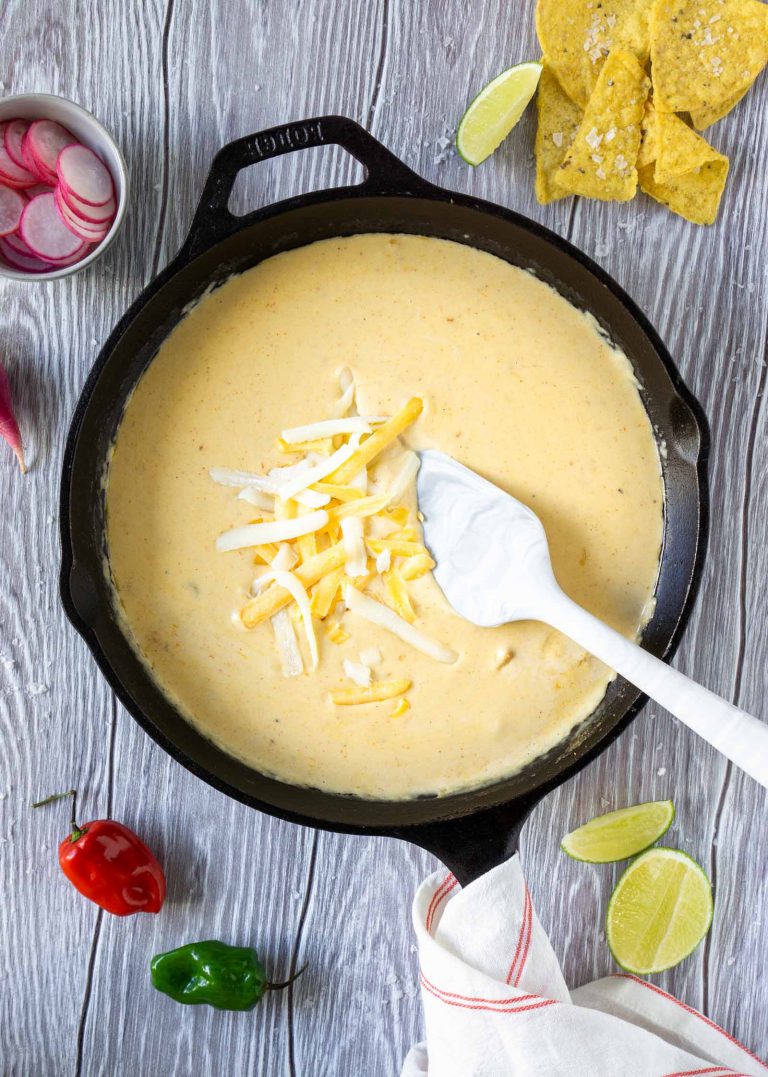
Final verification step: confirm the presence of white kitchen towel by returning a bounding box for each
[402,856,767,1077]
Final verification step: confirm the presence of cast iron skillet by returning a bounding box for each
[60,116,708,884]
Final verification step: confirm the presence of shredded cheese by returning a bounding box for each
[277,436,334,455]
[375,549,392,574]
[341,517,367,577]
[278,442,356,498]
[333,368,355,417]
[271,568,318,670]
[344,585,457,664]
[383,567,416,623]
[328,398,423,484]
[386,451,420,504]
[271,609,303,677]
[237,487,275,512]
[310,566,346,619]
[330,493,390,522]
[343,658,372,687]
[241,542,347,626]
[400,553,435,580]
[390,698,411,717]
[325,621,349,644]
[330,679,411,705]
[359,646,382,667]
[311,482,363,502]
[216,510,329,553]
[271,543,298,571]
[280,417,385,444]
[366,537,429,558]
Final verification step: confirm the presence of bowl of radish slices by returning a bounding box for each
[0,93,127,281]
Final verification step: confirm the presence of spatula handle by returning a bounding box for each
[543,592,768,789]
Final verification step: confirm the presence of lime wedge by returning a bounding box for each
[456,62,543,166]
[606,848,713,974]
[562,800,675,863]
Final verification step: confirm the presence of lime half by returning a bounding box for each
[457,62,542,166]
[562,800,675,863]
[606,848,713,974]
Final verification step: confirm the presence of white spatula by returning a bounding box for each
[417,449,768,789]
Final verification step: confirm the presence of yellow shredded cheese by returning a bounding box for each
[390,698,411,717]
[329,679,411,705]
[277,436,334,455]
[383,567,416,623]
[241,542,346,627]
[311,482,364,502]
[310,565,346,619]
[325,621,350,644]
[330,494,390,522]
[400,553,435,581]
[366,538,430,558]
[328,398,423,484]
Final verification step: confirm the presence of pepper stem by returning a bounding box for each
[267,963,308,992]
[32,789,87,842]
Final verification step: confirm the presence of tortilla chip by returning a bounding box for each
[689,84,750,128]
[638,105,729,223]
[650,0,768,115]
[536,0,654,107]
[535,66,584,203]
[556,48,651,201]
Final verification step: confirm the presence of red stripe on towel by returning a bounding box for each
[425,873,457,934]
[420,975,556,1015]
[614,975,768,1072]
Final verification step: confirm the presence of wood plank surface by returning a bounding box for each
[0,1,766,1074]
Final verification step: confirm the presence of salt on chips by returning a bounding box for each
[556,48,650,201]
[535,65,584,203]
[536,0,654,107]
[638,100,729,224]
[650,0,768,116]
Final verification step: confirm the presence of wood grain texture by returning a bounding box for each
[0,0,766,1073]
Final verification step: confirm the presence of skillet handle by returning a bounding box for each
[179,115,433,259]
[391,793,541,887]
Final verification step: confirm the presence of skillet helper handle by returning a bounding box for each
[543,592,768,789]
[180,115,431,259]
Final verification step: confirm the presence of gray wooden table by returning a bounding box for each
[1,2,767,1074]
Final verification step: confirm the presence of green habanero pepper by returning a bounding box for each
[150,940,305,1011]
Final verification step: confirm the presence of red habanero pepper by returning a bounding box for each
[33,789,166,916]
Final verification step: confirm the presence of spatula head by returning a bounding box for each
[416,450,558,627]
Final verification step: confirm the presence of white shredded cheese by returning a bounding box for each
[216,510,329,552]
[359,646,382,668]
[292,488,331,509]
[344,585,458,664]
[343,658,372,687]
[278,443,356,498]
[272,543,298,571]
[237,487,275,511]
[342,517,368,577]
[210,467,283,493]
[280,417,385,444]
[333,368,356,417]
[271,609,303,677]
[386,451,420,504]
[271,568,318,670]
[375,549,391,574]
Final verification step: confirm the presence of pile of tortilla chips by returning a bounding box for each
[534,0,768,223]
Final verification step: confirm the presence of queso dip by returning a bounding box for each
[106,234,663,799]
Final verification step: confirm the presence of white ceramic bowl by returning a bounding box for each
[0,94,128,282]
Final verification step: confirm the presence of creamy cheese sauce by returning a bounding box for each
[106,234,663,799]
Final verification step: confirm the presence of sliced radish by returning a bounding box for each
[20,192,85,261]
[0,123,37,188]
[59,183,115,224]
[21,130,50,182]
[4,119,30,170]
[0,236,51,273]
[3,231,30,254]
[26,182,54,198]
[43,241,91,268]
[54,188,109,243]
[0,186,27,236]
[26,120,77,182]
[57,144,113,206]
